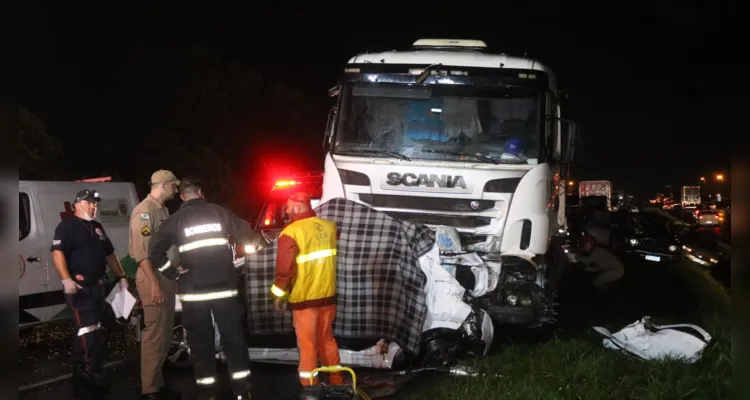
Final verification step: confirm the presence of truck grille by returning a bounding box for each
[383,211,491,228]
[358,194,494,212]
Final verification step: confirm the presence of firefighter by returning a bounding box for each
[574,234,626,293]
[270,192,344,387]
[128,169,180,400]
[149,178,261,400]
[50,189,129,392]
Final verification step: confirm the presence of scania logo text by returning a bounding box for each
[385,172,467,189]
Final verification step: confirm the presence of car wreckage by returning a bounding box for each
[159,197,564,371]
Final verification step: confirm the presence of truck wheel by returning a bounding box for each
[166,324,192,368]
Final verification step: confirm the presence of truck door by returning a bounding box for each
[19,187,50,324]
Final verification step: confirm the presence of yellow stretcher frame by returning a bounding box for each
[309,366,357,390]
[309,366,372,399]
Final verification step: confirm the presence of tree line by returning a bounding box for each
[20,43,329,219]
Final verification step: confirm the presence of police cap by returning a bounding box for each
[73,189,101,204]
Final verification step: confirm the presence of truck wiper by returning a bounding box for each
[422,149,500,164]
[339,149,411,161]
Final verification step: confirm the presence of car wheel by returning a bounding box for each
[166,324,192,368]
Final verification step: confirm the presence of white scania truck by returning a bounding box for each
[320,38,578,327]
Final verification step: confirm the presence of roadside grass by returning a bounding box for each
[399,259,731,400]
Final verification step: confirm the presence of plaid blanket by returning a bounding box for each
[243,197,435,355]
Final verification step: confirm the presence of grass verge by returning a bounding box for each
[399,259,731,400]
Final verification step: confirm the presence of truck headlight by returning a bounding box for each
[506,295,518,306]
[668,245,677,252]
[244,244,256,254]
[629,238,639,246]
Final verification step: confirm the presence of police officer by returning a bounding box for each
[50,189,129,391]
[128,170,180,400]
[149,178,261,400]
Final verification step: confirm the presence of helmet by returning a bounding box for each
[582,234,596,247]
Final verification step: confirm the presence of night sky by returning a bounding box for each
[17,2,733,198]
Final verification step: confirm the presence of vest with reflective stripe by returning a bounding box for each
[280,216,337,305]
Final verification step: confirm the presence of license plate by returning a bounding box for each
[645,255,661,262]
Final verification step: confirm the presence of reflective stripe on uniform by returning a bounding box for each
[270,284,286,298]
[159,238,229,273]
[158,260,171,272]
[231,369,251,379]
[178,238,229,253]
[77,323,102,336]
[196,376,216,385]
[179,289,238,302]
[296,248,337,264]
[299,371,319,379]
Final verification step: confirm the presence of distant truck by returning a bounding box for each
[579,180,612,210]
[681,186,701,209]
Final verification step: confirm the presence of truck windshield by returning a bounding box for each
[333,82,542,164]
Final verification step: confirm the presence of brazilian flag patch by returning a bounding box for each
[141,226,151,236]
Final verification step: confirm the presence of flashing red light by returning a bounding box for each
[274,180,297,188]
[75,176,112,183]
[264,218,271,226]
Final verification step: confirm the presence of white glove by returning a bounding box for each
[62,278,78,294]
[118,278,129,290]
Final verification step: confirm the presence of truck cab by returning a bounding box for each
[319,38,579,327]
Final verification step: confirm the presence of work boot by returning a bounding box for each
[72,365,110,398]
[158,386,182,399]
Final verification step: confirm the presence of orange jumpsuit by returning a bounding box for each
[271,210,343,386]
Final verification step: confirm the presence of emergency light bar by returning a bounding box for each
[75,176,112,183]
[274,180,297,188]
[412,38,487,50]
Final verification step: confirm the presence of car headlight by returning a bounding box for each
[710,258,718,263]
[629,238,639,246]
[668,245,677,252]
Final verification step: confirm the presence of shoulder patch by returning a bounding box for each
[140,212,150,220]
[141,226,151,236]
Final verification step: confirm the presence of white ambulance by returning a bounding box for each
[19,178,140,328]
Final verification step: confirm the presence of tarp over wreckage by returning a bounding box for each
[243,197,435,355]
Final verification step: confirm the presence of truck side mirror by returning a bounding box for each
[322,105,337,152]
[558,119,577,163]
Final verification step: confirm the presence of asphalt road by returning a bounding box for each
[19,320,310,400]
[19,320,408,400]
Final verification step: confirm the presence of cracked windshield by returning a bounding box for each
[334,83,541,164]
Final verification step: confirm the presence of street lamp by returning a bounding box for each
[568,181,574,186]
[715,174,724,182]
[699,177,705,183]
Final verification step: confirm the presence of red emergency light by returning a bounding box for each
[75,176,112,183]
[274,180,298,188]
